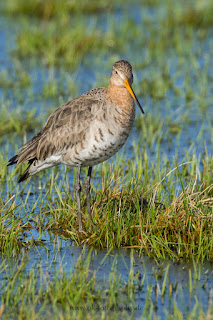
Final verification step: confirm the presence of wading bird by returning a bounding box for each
[8,60,144,231]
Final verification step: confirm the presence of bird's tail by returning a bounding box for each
[18,159,35,183]
[8,155,35,183]
[7,134,41,183]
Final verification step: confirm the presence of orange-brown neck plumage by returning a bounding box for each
[107,82,134,114]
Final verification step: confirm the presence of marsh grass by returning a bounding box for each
[165,0,213,28]
[0,1,212,319]
[3,0,213,26]
[1,139,212,260]
[0,0,212,261]
[0,248,212,319]
[19,150,211,261]
[1,0,118,19]
[6,0,213,71]
[14,19,120,69]
[0,194,27,253]
[0,105,41,138]
[0,68,30,90]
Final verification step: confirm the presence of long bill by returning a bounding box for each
[124,79,144,114]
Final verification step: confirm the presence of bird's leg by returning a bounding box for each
[75,166,83,232]
[86,166,93,222]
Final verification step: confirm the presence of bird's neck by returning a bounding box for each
[107,82,134,114]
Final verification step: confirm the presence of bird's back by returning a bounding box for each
[9,87,107,166]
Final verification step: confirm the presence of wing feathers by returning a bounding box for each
[8,87,106,170]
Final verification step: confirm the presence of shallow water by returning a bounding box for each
[0,3,213,318]
[0,233,212,318]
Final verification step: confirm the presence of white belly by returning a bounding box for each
[81,130,129,167]
[62,120,132,167]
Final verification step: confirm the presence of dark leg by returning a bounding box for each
[86,166,93,221]
[75,166,82,232]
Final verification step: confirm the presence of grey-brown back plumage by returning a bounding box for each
[8,88,107,181]
[8,60,142,184]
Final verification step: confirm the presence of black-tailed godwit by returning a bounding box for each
[8,60,144,231]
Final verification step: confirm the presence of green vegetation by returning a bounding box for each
[14,19,120,69]
[1,146,212,260]
[0,248,212,319]
[1,0,117,18]
[0,195,25,253]
[0,105,41,138]
[0,0,212,260]
[2,0,212,71]
[0,0,213,318]
[26,151,213,261]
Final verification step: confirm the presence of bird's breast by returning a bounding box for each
[61,89,136,167]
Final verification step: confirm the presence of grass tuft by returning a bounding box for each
[1,0,116,19]
[33,156,213,261]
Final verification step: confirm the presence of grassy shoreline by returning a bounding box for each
[1,145,212,261]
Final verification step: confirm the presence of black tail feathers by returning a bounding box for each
[17,168,30,183]
[8,156,35,183]
[7,155,18,166]
[17,159,35,183]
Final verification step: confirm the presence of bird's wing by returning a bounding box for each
[12,88,107,164]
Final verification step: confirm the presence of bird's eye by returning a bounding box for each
[115,70,118,74]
